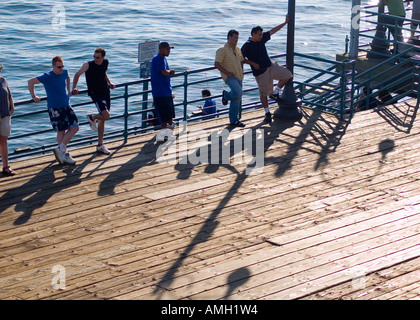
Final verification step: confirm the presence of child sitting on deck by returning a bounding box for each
[199,89,217,120]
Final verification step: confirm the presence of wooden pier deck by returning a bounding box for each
[1,99,420,300]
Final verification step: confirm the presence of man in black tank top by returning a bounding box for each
[72,47,116,155]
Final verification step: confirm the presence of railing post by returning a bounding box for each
[142,81,149,129]
[183,71,189,121]
[123,84,129,143]
[340,61,347,120]
[416,65,420,103]
[349,0,361,59]
[273,0,303,121]
[349,60,356,118]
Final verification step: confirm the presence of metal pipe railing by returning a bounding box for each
[353,48,418,111]
[7,53,364,161]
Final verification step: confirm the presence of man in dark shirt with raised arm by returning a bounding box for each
[241,15,293,123]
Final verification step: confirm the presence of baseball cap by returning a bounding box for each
[159,41,174,49]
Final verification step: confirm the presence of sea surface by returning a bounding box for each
[0,0,377,152]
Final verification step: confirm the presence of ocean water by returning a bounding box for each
[0,0,366,151]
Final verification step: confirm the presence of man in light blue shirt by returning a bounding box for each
[28,56,79,164]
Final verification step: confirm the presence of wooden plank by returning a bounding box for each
[115,202,420,299]
[1,100,419,300]
[266,199,420,248]
[188,227,420,300]
[143,178,224,200]
[300,256,420,300]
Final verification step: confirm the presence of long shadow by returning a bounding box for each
[97,139,157,196]
[273,108,349,177]
[153,168,247,297]
[0,155,95,225]
[153,120,295,297]
[153,108,349,298]
[375,100,419,134]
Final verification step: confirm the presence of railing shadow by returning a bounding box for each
[97,139,157,196]
[0,155,95,225]
[153,107,349,299]
[374,100,419,133]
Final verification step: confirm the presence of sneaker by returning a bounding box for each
[87,114,98,132]
[156,129,176,142]
[168,122,176,130]
[63,152,76,165]
[231,120,246,127]
[156,129,166,142]
[96,144,110,155]
[222,90,228,105]
[264,112,272,123]
[53,147,65,164]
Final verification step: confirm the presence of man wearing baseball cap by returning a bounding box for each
[151,41,176,141]
[159,41,174,50]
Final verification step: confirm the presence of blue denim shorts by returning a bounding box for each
[48,106,79,132]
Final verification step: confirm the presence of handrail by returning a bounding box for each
[349,2,420,111]
[355,0,419,59]
[292,52,356,120]
[353,48,419,110]
[8,64,261,160]
[8,52,361,161]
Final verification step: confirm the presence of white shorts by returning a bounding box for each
[256,62,293,96]
[0,116,11,136]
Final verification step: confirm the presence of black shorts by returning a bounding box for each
[154,96,175,123]
[91,94,111,113]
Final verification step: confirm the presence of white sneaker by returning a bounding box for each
[53,147,65,164]
[96,144,110,155]
[63,152,76,165]
[87,114,98,131]
[168,122,176,130]
[273,86,283,95]
[156,129,176,142]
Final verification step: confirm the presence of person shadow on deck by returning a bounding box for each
[153,110,349,298]
[173,122,267,180]
[97,139,157,196]
[153,121,286,298]
[0,155,95,225]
